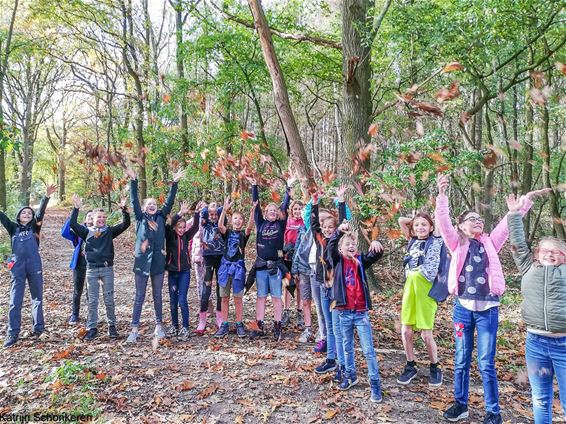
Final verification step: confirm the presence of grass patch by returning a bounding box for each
[500,290,522,306]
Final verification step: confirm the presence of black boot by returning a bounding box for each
[273,321,282,342]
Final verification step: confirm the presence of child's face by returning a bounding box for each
[265,205,278,222]
[93,211,107,228]
[321,218,336,238]
[292,204,303,219]
[537,241,566,266]
[85,212,94,227]
[458,213,484,238]
[339,237,357,258]
[175,220,186,236]
[413,217,432,240]
[19,208,33,225]
[144,198,158,215]
[208,208,218,223]
[232,213,244,230]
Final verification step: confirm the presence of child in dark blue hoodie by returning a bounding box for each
[1,184,55,348]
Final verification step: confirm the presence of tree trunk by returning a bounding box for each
[171,0,189,156]
[247,0,314,191]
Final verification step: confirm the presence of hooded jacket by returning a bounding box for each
[165,212,199,272]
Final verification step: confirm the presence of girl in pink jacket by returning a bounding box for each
[435,175,539,424]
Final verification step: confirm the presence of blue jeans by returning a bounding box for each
[453,301,500,414]
[8,262,44,337]
[132,273,164,326]
[168,271,190,329]
[86,266,115,329]
[338,310,381,383]
[526,332,566,424]
[321,288,344,365]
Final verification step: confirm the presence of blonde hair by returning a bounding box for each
[535,237,566,258]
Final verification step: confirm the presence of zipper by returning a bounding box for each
[543,266,549,331]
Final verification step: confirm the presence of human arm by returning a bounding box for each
[434,175,460,252]
[218,198,231,235]
[399,217,413,239]
[127,168,143,221]
[246,203,255,236]
[506,194,534,274]
[0,211,16,236]
[35,184,55,225]
[185,211,201,240]
[326,227,344,268]
[161,169,184,216]
[111,205,131,238]
[302,199,313,231]
[310,191,322,236]
[69,195,89,240]
[252,185,264,227]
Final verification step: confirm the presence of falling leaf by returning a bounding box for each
[555,62,566,76]
[270,191,281,203]
[414,102,443,117]
[387,229,402,240]
[321,169,336,184]
[436,81,461,102]
[323,408,339,420]
[240,131,255,140]
[368,123,379,137]
[202,163,210,173]
[509,140,522,151]
[163,94,171,104]
[124,142,134,149]
[443,62,464,73]
[528,87,547,105]
[415,119,424,136]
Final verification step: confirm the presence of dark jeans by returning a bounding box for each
[168,271,190,329]
[8,261,44,338]
[453,301,500,414]
[201,255,222,312]
[131,273,164,326]
[72,266,88,316]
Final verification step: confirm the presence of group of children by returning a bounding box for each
[1,173,564,424]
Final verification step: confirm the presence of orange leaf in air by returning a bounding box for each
[163,94,171,104]
[321,169,336,184]
[367,123,379,137]
[555,62,566,76]
[414,102,443,117]
[442,62,464,73]
[270,191,281,203]
[436,81,461,103]
[158,193,166,204]
[124,142,133,149]
[240,131,255,140]
[387,229,402,240]
[202,163,210,173]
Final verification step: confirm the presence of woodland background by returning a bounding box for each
[0,0,565,422]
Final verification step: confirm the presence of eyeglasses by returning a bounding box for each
[539,248,565,256]
[463,216,484,224]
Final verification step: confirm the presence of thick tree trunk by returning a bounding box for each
[247,0,314,191]
[171,0,189,156]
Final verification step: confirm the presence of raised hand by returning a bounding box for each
[172,168,186,183]
[71,193,82,209]
[195,201,207,214]
[437,174,449,195]
[369,240,384,254]
[223,197,233,211]
[525,187,552,200]
[46,184,57,197]
[336,184,348,202]
[179,201,190,216]
[506,194,524,213]
[338,221,350,233]
[119,196,128,210]
[125,167,137,180]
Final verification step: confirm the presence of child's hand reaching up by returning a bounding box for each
[71,194,82,209]
[179,201,190,216]
[338,221,350,233]
[525,187,552,200]
[437,174,449,195]
[369,240,384,254]
[505,194,525,212]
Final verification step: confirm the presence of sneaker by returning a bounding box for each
[68,314,79,325]
[273,321,282,341]
[126,331,138,343]
[177,327,190,342]
[154,325,166,339]
[397,364,418,385]
[249,321,266,339]
[338,375,358,391]
[443,402,469,422]
[483,412,502,424]
[370,379,383,403]
[313,339,327,353]
[296,310,304,329]
[28,330,43,339]
[299,328,313,343]
[84,328,98,341]
[333,365,345,384]
[215,322,230,338]
[166,326,179,338]
[235,322,247,338]
[314,359,337,374]
[281,310,290,327]
[429,366,443,387]
[108,325,119,338]
[3,336,18,348]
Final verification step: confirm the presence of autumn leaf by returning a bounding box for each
[163,94,171,104]
[77,328,88,339]
[176,380,196,391]
[324,408,339,420]
[321,169,336,184]
[387,229,402,240]
[202,163,210,173]
[528,87,548,106]
[442,61,464,73]
[367,123,379,137]
[270,191,281,203]
[414,101,443,117]
[198,383,220,399]
[436,81,461,102]
[52,347,74,361]
[240,130,255,140]
[555,62,566,76]
[95,372,107,380]
[124,141,134,149]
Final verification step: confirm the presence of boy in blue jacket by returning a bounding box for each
[61,210,94,325]
[1,184,56,348]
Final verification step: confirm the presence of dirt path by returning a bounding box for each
[0,208,540,423]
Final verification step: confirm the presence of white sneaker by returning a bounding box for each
[299,328,313,343]
[154,325,166,339]
[126,331,138,343]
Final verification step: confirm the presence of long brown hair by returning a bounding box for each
[410,212,434,237]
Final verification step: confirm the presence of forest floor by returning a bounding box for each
[0,208,561,423]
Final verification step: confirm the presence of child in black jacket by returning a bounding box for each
[70,194,130,341]
[327,221,384,403]
[1,184,55,348]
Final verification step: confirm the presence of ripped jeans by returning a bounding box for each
[526,332,566,424]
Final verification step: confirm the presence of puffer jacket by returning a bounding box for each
[508,212,566,333]
[291,225,313,276]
